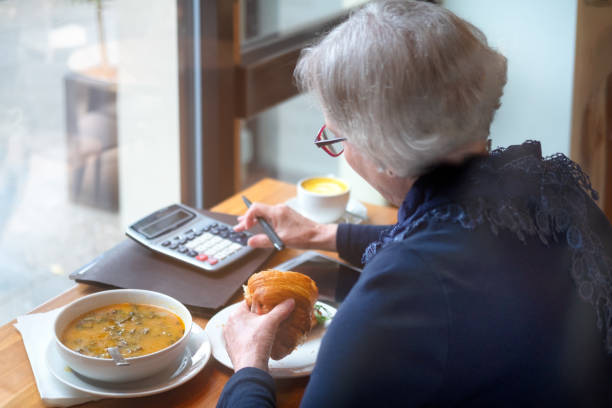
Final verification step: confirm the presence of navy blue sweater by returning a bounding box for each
[218,142,612,407]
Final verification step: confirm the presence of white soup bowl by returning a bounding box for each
[54,289,192,382]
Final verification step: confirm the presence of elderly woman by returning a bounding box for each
[218,1,612,407]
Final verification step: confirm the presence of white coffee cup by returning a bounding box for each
[297,176,350,224]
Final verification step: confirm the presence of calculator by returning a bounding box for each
[126,203,254,272]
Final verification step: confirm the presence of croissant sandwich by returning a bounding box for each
[244,269,318,360]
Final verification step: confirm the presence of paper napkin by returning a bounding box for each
[14,307,100,407]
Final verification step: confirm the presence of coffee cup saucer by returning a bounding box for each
[285,197,367,224]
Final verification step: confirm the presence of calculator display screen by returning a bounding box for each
[139,209,193,239]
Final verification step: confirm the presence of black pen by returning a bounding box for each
[242,195,285,251]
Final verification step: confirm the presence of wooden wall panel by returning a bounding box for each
[570,1,612,220]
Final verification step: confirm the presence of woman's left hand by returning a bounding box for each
[223,299,295,372]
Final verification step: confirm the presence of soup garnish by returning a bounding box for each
[61,303,185,359]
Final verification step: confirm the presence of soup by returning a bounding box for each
[301,177,348,195]
[61,303,185,359]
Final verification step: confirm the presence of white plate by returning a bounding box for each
[285,197,367,224]
[206,301,336,378]
[46,323,211,398]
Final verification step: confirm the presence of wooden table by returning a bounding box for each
[0,178,397,408]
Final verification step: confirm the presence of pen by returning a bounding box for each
[242,195,285,251]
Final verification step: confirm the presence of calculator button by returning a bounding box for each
[192,233,213,246]
[178,246,188,254]
[229,243,243,252]
[194,242,211,253]
[194,237,218,253]
[194,228,204,236]
[169,242,179,250]
[178,237,188,245]
[194,244,208,253]
[207,245,223,255]
[185,228,194,234]
[185,232,195,240]
[218,245,238,259]
[185,240,198,250]
[226,246,240,256]
[161,240,171,247]
[220,230,229,238]
[207,257,219,265]
[219,225,229,232]
[202,225,211,232]
[196,253,208,261]
[186,234,209,249]
[213,240,231,252]
[187,250,198,257]
[210,227,220,235]
[208,236,222,246]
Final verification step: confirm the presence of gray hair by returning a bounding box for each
[295,0,507,177]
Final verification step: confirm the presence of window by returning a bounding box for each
[0,0,180,324]
[237,0,383,203]
[241,0,367,45]
[0,0,377,325]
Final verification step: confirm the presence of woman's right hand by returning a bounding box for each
[234,203,338,251]
[223,299,295,372]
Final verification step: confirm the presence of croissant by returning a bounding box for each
[244,269,318,360]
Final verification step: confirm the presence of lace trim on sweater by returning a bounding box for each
[362,142,612,352]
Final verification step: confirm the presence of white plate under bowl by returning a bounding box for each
[205,301,336,378]
[286,197,367,224]
[46,323,211,398]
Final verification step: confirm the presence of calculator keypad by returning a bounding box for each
[166,222,251,267]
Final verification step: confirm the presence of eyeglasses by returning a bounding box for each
[314,125,347,157]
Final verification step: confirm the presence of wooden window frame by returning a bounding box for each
[178,0,352,208]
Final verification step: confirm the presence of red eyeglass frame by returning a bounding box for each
[314,125,347,157]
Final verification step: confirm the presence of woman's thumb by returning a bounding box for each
[266,298,295,327]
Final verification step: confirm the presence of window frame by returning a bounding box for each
[177,0,357,208]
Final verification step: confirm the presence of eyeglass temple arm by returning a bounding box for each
[314,137,347,147]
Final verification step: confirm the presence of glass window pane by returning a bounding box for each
[240,94,386,206]
[241,0,368,44]
[0,0,180,324]
[241,94,338,186]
